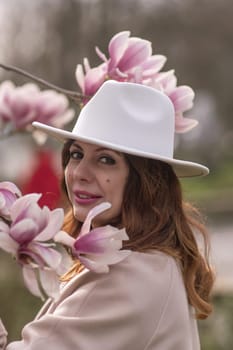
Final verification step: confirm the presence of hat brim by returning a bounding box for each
[32,122,209,178]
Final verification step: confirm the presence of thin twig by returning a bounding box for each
[0,63,86,103]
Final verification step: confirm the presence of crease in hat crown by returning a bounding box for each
[32,80,209,178]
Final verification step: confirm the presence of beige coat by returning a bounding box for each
[3,251,200,350]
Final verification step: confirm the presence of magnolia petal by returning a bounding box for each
[113,68,128,79]
[31,130,48,145]
[0,182,21,217]
[54,230,76,248]
[11,97,38,122]
[0,231,18,255]
[90,226,128,241]
[118,38,152,72]
[30,242,62,269]
[169,86,195,113]
[80,202,111,236]
[10,218,39,244]
[0,190,16,213]
[11,104,36,129]
[0,194,5,209]
[0,181,21,197]
[75,235,123,255]
[155,70,177,94]
[0,221,10,232]
[108,31,130,71]
[83,58,91,73]
[95,46,108,62]
[55,246,73,275]
[0,80,15,94]
[51,109,75,128]
[0,196,9,218]
[84,64,107,96]
[75,64,85,93]
[22,266,44,299]
[16,82,39,95]
[79,250,131,273]
[75,227,128,254]
[141,55,167,78]
[19,246,45,266]
[74,231,109,254]
[30,205,49,233]
[142,54,167,70]
[39,269,60,299]
[175,114,199,133]
[14,113,36,130]
[36,91,69,115]
[81,225,118,240]
[36,208,64,241]
[0,103,14,121]
[79,255,110,273]
[128,66,143,83]
[10,193,41,223]
[143,76,162,91]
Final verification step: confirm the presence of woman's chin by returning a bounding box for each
[73,207,89,223]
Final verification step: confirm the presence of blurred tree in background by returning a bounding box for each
[0,0,232,348]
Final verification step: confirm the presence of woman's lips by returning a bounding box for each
[74,191,102,205]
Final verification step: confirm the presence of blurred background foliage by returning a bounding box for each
[0,0,232,348]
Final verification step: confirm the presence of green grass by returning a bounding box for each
[181,161,233,202]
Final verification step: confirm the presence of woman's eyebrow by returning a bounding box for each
[71,143,82,150]
[71,143,123,157]
[95,147,123,157]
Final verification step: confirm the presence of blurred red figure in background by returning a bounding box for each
[22,149,61,209]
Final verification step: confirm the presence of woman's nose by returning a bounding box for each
[73,159,93,182]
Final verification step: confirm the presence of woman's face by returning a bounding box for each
[65,141,129,227]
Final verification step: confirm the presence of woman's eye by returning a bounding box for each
[99,156,116,165]
[70,150,83,160]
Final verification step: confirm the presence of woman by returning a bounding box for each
[1,80,214,349]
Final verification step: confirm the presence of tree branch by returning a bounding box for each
[0,63,86,103]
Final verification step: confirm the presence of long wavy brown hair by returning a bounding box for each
[60,140,214,320]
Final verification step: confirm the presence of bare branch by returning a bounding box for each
[0,63,86,103]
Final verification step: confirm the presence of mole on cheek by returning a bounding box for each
[106,179,110,183]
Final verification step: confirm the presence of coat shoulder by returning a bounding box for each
[109,251,186,313]
[109,250,176,297]
[57,250,183,320]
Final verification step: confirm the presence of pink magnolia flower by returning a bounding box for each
[0,81,38,130]
[149,69,177,94]
[75,58,107,100]
[75,31,166,99]
[0,193,67,299]
[55,202,131,273]
[174,112,198,133]
[96,31,166,83]
[146,70,197,133]
[169,85,197,133]
[0,181,21,220]
[33,90,74,127]
[74,31,197,133]
[0,80,74,140]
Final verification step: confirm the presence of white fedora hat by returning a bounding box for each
[32,80,209,177]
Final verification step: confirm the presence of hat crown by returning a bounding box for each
[73,81,175,158]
